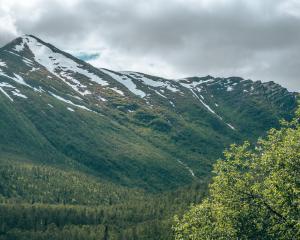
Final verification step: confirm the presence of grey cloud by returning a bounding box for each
[0,0,299,91]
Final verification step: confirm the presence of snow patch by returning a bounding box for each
[22,36,108,95]
[154,90,167,99]
[0,60,7,67]
[101,69,146,98]
[0,70,33,89]
[169,101,175,108]
[190,89,222,119]
[97,95,107,102]
[177,160,195,177]
[22,58,34,67]
[12,74,29,86]
[127,72,179,93]
[68,94,83,101]
[111,88,124,96]
[33,87,45,93]
[12,90,27,99]
[30,67,39,72]
[0,82,28,100]
[0,87,13,101]
[227,86,234,91]
[226,123,236,130]
[13,39,25,52]
[0,82,15,88]
[49,92,93,112]
[179,78,214,89]
[187,88,236,131]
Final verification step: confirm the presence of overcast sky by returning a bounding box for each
[0,0,299,91]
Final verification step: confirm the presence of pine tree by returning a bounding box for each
[103,225,109,240]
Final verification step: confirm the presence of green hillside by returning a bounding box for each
[0,35,297,239]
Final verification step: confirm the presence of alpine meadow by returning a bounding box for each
[0,1,299,239]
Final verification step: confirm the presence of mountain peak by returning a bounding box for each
[0,35,297,118]
[0,35,297,193]
[2,34,40,51]
[19,34,38,40]
[10,35,52,53]
[1,35,67,62]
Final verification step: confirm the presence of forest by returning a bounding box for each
[0,161,207,239]
[1,108,299,239]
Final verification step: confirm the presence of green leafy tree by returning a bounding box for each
[174,108,300,239]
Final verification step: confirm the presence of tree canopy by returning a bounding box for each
[174,108,300,239]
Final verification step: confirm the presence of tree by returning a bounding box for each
[103,225,109,240]
[173,108,300,239]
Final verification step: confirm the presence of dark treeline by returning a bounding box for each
[0,204,167,239]
[0,161,207,240]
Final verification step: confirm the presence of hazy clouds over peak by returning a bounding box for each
[0,0,299,91]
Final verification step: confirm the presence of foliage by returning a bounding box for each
[173,108,300,239]
[0,37,298,239]
[0,159,207,240]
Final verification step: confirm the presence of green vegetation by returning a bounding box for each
[0,36,298,239]
[0,159,207,239]
[173,108,300,239]
[0,37,297,192]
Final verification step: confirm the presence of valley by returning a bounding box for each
[0,35,297,239]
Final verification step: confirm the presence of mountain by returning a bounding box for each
[0,35,297,239]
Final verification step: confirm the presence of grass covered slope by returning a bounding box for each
[0,90,193,191]
[0,35,297,191]
[0,35,298,239]
[174,107,300,240]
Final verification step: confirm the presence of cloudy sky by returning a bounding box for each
[0,0,299,91]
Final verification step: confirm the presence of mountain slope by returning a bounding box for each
[0,35,298,239]
[0,35,296,189]
[0,35,297,191]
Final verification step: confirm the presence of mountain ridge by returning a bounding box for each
[0,34,297,191]
[0,34,298,239]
